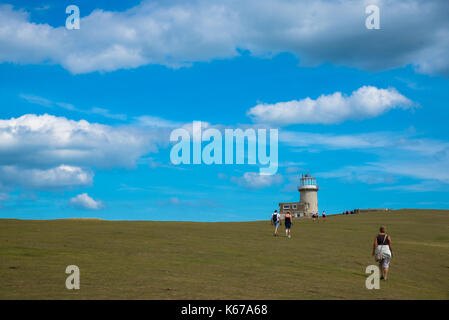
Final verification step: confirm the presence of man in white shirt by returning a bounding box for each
[271,210,280,236]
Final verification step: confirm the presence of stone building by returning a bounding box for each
[279,173,319,218]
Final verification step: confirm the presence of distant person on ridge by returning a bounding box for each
[271,210,280,236]
[284,211,293,238]
[372,226,393,281]
[322,210,326,221]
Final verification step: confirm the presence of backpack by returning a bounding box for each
[272,214,278,223]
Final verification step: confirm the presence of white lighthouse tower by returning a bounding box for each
[298,173,319,217]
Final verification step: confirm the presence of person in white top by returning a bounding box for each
[271,210,280,236]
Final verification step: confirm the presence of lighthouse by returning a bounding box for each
[298,173,319,217]
[279,173,319,218]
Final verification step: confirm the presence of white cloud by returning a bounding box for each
[0,114,159,190]
[317,165,397,185]
[70,193,104,210]
[372,160,449,184]
[281,128,449,190]
[375,181,446,192]
[318,158,449,189]
[135,115,183,128]
[0,113,156,169]
[0,1,448,76]
[89,107,127,121]
[230,172,283,189]
[279,130,449,157]
[0,165,93,190]
[20,94,127,121]
[19,94,53,107]
[248,86,413,125]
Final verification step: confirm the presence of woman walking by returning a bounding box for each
[284,211,293,238]
[372,226,393,281]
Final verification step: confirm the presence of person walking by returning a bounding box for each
[284,211,293,238]
[271,210,280,236]
[372,226,393,281]
[322,210,326,221]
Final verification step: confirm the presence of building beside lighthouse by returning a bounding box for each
[279,173,319,218]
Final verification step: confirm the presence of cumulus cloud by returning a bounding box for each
[0,0,448,76]
[0,165,93,190]
[247,86,413,125]
[0,113,156,168]
[70,193,104,210]
[0,114,158,190]
[230,172,283,189]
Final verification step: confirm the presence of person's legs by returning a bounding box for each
[383,267,389,280]
[382,258,390,280]
[379,263,384,280]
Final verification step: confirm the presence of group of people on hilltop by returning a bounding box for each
[312,211,326,221]
[271,209,326,238]
[270,210,394,281]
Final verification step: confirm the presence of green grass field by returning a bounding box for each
[1,209,448,299]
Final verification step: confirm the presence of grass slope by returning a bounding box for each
[1,209,448,299]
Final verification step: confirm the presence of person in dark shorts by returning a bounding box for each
[284,211,293,238]
[322,210,326,221]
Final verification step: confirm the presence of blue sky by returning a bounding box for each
[0,0,448,220]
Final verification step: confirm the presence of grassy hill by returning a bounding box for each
[1,209,448,299]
